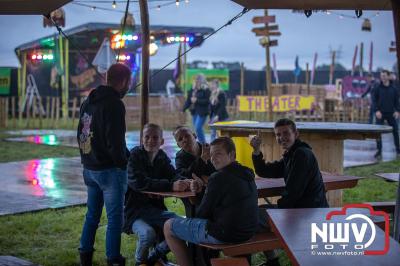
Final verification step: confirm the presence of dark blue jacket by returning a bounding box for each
[372,82,400,113]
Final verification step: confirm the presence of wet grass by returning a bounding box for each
[0,131,79,163]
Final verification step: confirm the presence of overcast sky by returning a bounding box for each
[0,0,397,70]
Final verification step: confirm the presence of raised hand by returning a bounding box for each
[250,135,262,155]
[201,143,211,162]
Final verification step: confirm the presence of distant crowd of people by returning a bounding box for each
[183,74,229,144]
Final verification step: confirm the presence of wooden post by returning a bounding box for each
[240,62,245,95]
[359,42,364,77]
[46,96,50,127]
[63,38,69,124]
[391,0,400,242]
[265,9,273,122]
[38,96,43,128]
[32,96,37,127]
[139,0,150,143]
[72,97,78,127]
[56,97,60,128]
[11,96,16,128]
[4,97,9,128]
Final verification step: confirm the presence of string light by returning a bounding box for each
[304,10,312,18]
[112,0,116,8]
[355,10,363,18]
[157,5,161,11]
[176,0,179,6]
[185,0,189,3]
[91,6,96,11]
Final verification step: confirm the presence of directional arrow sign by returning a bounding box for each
[252,27,281,37]
[259,37,278,47]
[252,15,276,24]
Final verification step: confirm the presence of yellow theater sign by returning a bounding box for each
[237,95,316,112]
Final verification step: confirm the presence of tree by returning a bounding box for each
[315,63,347,71]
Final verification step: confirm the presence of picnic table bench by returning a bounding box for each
[267,208,400,266]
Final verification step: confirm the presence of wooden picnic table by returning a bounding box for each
[256,172,362,198]
[211,121,392,206]
[267,208,400,266]
[375,173,400,182]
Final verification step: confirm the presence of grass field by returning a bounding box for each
[0,131,398,265]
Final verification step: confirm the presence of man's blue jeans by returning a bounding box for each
[79,168,127,260]
[131,208,179,263]
[193,114,207,144]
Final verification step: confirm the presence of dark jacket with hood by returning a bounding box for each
[197,161,258,243]
[183,88,211,116]
[77,85,128,170]
[123,146,178,233]
[252,139,329,208]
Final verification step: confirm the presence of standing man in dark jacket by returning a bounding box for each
[164,137,258,266]
[373,70,400,158]
[77,63,131,266]
[250,118,329,208]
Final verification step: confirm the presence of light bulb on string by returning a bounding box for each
[185,0,189,3]
[355,10,363,18]
[176,0,180,6]
[112,1,116,9]
[91,6,96,11]
[304,10,312,18]
[157,5,161,11]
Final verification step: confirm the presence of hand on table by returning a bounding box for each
[172,180,190,192]
[190,173,205,193]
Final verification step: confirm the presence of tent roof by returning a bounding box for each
[15,22,214,51]
[231,0,392,10]
[0,0,71,15]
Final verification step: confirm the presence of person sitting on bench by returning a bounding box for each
[164,137,259,266]
[250,118,329,208]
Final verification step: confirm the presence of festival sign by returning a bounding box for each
[184,69,229,91]
[237,95,316,112]
[342,75,369,99]
[0,68,11,95]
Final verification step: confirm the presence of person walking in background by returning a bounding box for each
[183,74,211,144]
[209,79,229,141]
[372,70,400,159]
[77,63,131,266]
[361,74,378,124]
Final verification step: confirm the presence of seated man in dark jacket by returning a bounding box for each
[123,123,189,266]
[250,118,329,208]
[173,126,216,209]
[164,137,259,266]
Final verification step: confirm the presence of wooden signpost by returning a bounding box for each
[252,12,281,121]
